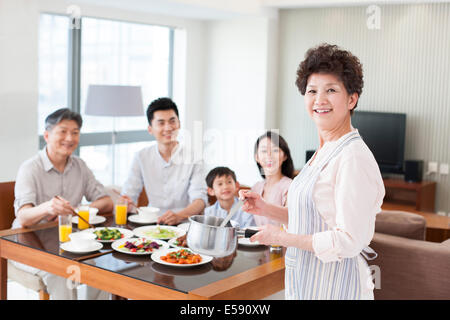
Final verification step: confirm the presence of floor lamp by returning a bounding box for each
[84,84,144,186]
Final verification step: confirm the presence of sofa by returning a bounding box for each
[369,210,450,300]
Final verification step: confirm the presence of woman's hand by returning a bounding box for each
[238,190,267,216]
[250,224,285,246]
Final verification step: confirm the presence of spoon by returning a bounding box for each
[219,199,244,228]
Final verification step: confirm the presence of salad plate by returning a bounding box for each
[111,238,169,255]
[90,227,134,243]
[151,248,213,267]
[133,225,185,240]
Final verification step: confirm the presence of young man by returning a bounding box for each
[205,167,255,228]
[121,97,207,225]
[13,108,113,299]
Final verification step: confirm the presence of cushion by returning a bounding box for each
[442,239,450,247]
[375,210,426,240]
[8,261,46,292]
[370,232,450,299]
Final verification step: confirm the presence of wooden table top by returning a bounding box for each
[382,203,450,230]
[0,216,285,300]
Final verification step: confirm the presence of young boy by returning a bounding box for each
[205,167,255,228]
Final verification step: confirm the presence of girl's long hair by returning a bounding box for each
[254,131,295,179]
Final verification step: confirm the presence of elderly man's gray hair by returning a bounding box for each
[45,108,82,131]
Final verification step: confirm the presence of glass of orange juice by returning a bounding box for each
[78,205,90,230]
[58,215,72,243]
[115,198,128,226]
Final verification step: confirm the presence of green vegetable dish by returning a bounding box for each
[94,228,123,241]
[144,227,177,239]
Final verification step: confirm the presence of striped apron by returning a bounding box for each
[285,131,375,300]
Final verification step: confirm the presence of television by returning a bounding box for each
[351,111,406,174]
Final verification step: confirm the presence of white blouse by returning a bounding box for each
[309,130,385,263]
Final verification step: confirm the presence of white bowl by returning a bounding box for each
[138,206,160,220]
[69,231,97,242]
[70,239,97,251]
[75,207,99,222]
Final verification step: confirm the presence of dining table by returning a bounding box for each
[0,213,285,300]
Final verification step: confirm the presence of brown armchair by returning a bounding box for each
[369,210,450,300]
[0,181,49,299]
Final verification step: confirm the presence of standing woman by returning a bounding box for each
[241,44,385,300]
[252,131,295,227]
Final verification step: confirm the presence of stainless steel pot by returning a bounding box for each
[187,215,258,257]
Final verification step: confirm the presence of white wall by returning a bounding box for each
[0,0,206,182]
[202,14,279,186]
[0,0,282,190]
[276,3,450,213]
[0,0,39,182]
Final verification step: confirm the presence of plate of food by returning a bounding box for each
[91,227,134,243]
[168,234,188,249]
[133,225,185,240]
[111,238,169,255]
[151,248,213,267]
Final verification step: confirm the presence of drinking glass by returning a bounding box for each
[58,215,72,243]
[78,205,90,230]
[115,198,128,226]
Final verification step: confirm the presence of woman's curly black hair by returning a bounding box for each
[295,43,364,113]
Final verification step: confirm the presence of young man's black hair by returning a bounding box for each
[146,97,179,125]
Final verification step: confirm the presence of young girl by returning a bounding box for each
[251,131,295,227]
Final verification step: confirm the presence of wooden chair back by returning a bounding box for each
[0,181,16,230]
[137,188,149,207]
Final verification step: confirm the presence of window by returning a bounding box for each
[80,17,171,133]
[38,14,174,186]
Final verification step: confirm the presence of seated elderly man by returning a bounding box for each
[12,108,113,299]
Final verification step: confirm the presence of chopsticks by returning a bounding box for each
[54,195,95,229]
[73,250,114,262]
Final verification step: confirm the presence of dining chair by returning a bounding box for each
[0,181,50,300]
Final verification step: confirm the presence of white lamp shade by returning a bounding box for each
[85,84,144,117]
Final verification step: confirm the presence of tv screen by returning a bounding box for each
[351,111,406,174]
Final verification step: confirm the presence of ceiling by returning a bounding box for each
[71,0,450,20]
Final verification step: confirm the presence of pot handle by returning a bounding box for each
[244,228,259,238]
